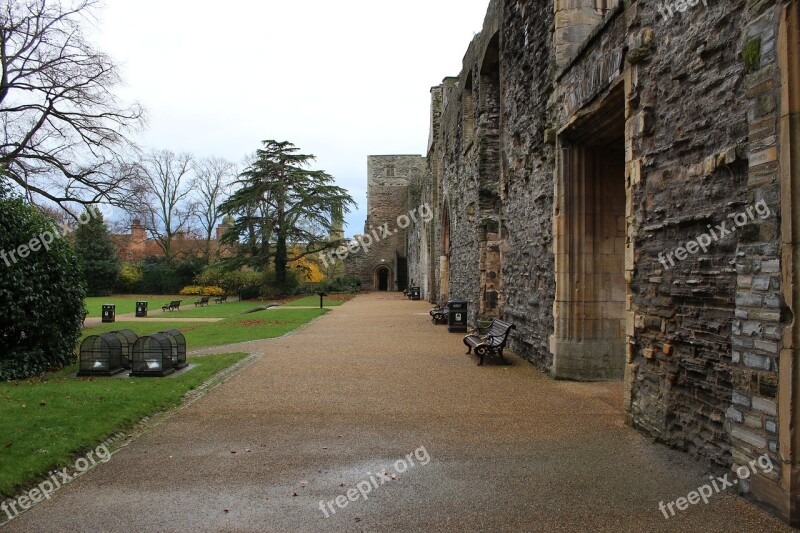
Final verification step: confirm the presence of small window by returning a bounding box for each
[386,165,395,178]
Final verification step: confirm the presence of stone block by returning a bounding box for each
[754,337,780,354]
[744,412,763,428]
[750,147,778,168]
[731,427,767,449]
[733,392,752,407]
[744,352,773,370]
[727,407,744,423]
[752,397,778,416]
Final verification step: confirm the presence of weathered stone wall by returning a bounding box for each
[496,0,558,366]
[727,1,790,504]
[622,0,760,470]
[383,0,797,523]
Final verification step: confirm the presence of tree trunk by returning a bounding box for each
[275,235,287,288]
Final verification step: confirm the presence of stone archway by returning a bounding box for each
[374,265,392,292]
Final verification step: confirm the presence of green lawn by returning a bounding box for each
[86,293,355,317]
[0,352,248,497]
[146,300,270,319]
[283,293,355,307]
[82,308,327,349]
[0,299,330,499]
[84,295,182,317]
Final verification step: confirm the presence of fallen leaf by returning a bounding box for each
[20,404,26,408]
[230,450,237,454]
[223,509,229,514]
[354,515,362,522]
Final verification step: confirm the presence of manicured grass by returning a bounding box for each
[147,300,267,319]
[84,295,182,317]
[0,352,248,497]
[81,321,208,343]
[181,309,327,347]
[283,293,355,307]
[82,308,328,350]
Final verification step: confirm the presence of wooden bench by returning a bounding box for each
[215,295,228,304]
[162,300,182,312]
[463,319,516,366]
[429,303,449,324]
[194,296,210,307]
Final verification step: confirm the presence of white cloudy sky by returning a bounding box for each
[91,0,490,236]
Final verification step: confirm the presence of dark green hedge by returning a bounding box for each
[0,190,86,381]
[131,256,204,295]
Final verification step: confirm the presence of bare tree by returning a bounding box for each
[194,157,236,264]
[0,0,144,213]
[134,149,196,261]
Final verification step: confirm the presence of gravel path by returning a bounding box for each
[4,293,791,532]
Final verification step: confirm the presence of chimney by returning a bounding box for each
[130,220,146,255]
[131,219,146,241]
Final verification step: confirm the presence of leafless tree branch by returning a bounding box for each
[0,0,144,214]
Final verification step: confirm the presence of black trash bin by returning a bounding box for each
[410,287,421,301]
[447,301,468,333]
[136,301,148,318]
[102,304,116,324]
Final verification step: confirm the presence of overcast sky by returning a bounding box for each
[91,0,490,236]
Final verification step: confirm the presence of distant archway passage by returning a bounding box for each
[375,266,391,291]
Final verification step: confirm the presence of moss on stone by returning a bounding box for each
[743,37,762,72]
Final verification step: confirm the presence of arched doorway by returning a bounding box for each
[374,266,392,291]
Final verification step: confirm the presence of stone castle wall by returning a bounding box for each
[373,0,799,523]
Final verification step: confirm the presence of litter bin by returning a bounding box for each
[136,301,148,318]
[102,304,116,324]
[410,287,421,301]
[447,301,468,333]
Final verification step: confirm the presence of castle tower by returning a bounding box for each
[344,155,425,291]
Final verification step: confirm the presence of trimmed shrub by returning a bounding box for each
[179,285,224,297]
[135,257,203,294]
[195,267,261,296]
[0,189,86,380]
